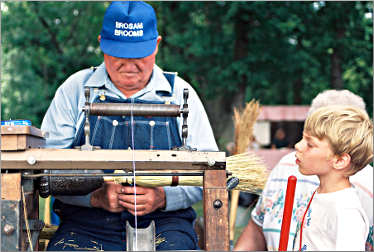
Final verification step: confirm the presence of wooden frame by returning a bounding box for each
[1,126,230,251]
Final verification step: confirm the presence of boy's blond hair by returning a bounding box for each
[304,105,373,176]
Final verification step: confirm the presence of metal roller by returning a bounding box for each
[39,172,104,198]
[88,103,182,117]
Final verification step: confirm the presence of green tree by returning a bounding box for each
[152,2,372,142]
[2,1,372,146]
[2,2,107,127]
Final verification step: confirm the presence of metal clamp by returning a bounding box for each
[81,88,190,150]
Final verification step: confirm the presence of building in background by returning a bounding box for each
[253,105,309,170]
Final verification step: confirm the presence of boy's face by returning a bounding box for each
[295,132,335,176]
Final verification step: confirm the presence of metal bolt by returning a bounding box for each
[27,156,36,165]
[213,199,222,209]
[3,224,15,235]
[226,177,240,190]
[207,159,215,167]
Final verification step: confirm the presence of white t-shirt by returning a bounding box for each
[251,151,373,251]
[293,187,369,251]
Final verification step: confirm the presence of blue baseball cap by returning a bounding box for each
[100,1,158,58]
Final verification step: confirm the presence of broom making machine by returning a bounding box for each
[1,88,236,251]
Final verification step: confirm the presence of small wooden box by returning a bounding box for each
[1,125,45,151]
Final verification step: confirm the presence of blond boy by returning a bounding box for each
[293,105,373,251]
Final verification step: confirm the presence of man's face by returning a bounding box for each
[103,36,161,97]
[295,132,335,176]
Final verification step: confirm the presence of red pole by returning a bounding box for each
[278,175,297,251]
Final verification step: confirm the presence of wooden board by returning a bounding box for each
[2,149,226,170]
[1,126,45,151]
[1,173,21,200]
[1,125,44,137]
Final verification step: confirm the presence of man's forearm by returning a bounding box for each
[163,186,202,211]
[233,219,267,251]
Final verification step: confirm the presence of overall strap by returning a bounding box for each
[156,71,177,97]
[82,66,98,101]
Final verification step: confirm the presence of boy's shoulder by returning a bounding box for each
[332,187,362,210]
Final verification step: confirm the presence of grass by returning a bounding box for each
[39,197,46,220]
[192,200,252,245]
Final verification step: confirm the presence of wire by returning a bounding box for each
[130,99,138,250]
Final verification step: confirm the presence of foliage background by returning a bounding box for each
[2,1,373,149]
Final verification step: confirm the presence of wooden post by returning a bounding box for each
[1,173,41,251]
[203,170,229,251]
[1,125,44,251]
[229,189,240,243]
[1,173,22,251]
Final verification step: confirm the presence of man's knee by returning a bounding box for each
[47,228,122,251]
[156,230,198,250]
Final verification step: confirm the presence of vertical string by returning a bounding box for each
[130,99,138,251]
[21,186,33,251]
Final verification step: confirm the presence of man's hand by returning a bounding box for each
[90,181,126,212]
[119,186,166,216]
[90,182,166,215]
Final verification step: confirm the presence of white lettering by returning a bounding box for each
[113,21,144,37]
[114,29,144,37]
[114,21,143,30]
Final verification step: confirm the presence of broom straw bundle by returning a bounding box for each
[104,151,268,194]
[230,100,263,194]
[230,99,262,242]
[233,99,260,154]
[226,152,267,194]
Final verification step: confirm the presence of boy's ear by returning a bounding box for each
[333,153,351,170]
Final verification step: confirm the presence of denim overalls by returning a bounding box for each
[47,73,198,251]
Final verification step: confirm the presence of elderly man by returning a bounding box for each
[234,89,373,251]
[41,1,217,250]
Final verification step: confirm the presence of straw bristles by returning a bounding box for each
[105,172,202,187]
[233,100,260,154]
[104,151,268,195]
[226,152,268,194]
